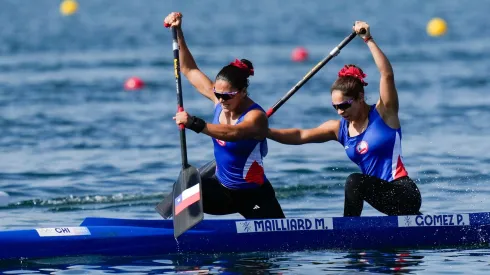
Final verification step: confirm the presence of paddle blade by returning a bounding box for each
[155,160,216,219]
[155,194,173,219]
[173,165,203,238]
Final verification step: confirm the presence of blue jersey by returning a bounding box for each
[212,103,268,189]
[337,105,408,182]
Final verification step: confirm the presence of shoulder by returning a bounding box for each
[375,101,395,118]
[331,119,346,142]
[318,119,341,138]
[244,108,267,122]
[375,102,400,129]
[319,119,340,129]
[243,101,266,117]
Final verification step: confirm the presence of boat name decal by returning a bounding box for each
[35,227,91,237]
[236,218,333,233]
[398,214,470,227]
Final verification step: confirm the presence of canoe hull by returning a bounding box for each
[1,212,489,260]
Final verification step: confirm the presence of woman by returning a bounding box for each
[164,12,285,219]
[268,21,421,217]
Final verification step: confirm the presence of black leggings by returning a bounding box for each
[344,173,422,217]
[202,176,285,219]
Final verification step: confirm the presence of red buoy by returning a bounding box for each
[124,77,145,91]
[291,47,309,62]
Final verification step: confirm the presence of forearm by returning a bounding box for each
[176,28,199,75]
[366,39,394,76]
[201,123,249,141]
[268,128,304,145]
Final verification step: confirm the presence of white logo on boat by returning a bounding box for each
[35,227,91,237]
[236,218,333,233]
[398,214,470,227]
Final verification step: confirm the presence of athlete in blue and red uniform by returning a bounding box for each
[164,12,284,219]
[268,21,421,216]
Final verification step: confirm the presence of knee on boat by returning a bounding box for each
[345,173,364,189]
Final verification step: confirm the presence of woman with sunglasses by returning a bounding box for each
[268,21,422,217]
[164,12,285,219]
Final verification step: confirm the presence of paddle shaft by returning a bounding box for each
[172,27,189,169]
[170,27,205,238]
[265,30,364,117]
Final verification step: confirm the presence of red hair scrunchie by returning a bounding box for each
[230,59,254,76]
[338,66,368,86]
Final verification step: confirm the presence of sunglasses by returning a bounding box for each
[213,88,239,101]
[332,99,354,111]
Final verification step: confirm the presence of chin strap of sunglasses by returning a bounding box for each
[187,116,206,133]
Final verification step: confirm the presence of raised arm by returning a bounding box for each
[267,120,340,145]
[164,12,216,103]
[354,21,399,117]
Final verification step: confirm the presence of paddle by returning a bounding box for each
[156,28,366,220]
[169,27,204,239]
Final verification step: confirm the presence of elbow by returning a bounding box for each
[296,131,309,145]
[180,65,191,76]
[290,135,305,145]
[180,65,188,74]
[380,71,394,79]
[181,66,199,78]
[380,66,394,78]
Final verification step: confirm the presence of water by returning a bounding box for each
[1,0,490,273]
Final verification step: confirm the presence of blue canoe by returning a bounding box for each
[1,212,490,260]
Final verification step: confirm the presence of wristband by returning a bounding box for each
[363,36,373,43]
[187,116,206,133]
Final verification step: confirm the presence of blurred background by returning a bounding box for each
[1,0,490,273]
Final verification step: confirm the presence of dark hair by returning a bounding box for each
[215,59,254,91]
[330,64,366,100]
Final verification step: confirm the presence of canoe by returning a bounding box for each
[1,212,489,260]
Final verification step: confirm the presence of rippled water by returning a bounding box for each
[1,0,490,273]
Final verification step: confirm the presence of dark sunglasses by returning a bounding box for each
[332,99,354,111]
[213,88,239,101]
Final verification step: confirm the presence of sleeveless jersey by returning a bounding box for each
[337,105,408,182]
[212,103,268,189]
